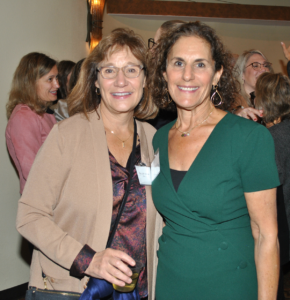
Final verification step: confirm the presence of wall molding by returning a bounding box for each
[107,0,290,21]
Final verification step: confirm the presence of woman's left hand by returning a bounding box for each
[85,248,135,287]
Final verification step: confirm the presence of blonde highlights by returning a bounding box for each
[68,28,157,120]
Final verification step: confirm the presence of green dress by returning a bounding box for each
[152,113,280,300]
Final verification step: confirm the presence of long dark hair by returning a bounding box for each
[57,60,75,99]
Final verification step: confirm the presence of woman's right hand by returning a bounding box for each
[235,107,263,121]
[85,248,135,287]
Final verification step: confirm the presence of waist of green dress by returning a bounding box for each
[164,213,251,236]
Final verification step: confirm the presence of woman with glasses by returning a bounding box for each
[16,28,162,300]
[232,49,273,121]
[149,22,279,299]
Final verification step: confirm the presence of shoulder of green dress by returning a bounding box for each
[225,112,266,136]
[152,120,174,148]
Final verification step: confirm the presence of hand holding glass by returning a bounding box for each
[113,262,143,293]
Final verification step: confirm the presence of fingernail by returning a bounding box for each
[254,118,257,121]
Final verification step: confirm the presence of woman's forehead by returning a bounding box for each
[101,46,141,65]
[167,36,212,60]
[247,53,266,63]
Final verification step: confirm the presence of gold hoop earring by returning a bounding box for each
[96,88,101,96]
[210,85,223,106]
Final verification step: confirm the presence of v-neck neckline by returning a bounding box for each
[166,112,229,193]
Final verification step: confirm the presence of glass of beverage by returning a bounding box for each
[113,262,143,293]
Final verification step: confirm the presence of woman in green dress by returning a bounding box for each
[148,21,280,300]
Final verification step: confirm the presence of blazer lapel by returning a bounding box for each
[88,111,113,252]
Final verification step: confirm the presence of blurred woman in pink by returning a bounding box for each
[6,52,59,194]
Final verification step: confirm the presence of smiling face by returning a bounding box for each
[163,36,223,111]
[243,53,270,95]
[95,47,146,116]
[36,65,59,102]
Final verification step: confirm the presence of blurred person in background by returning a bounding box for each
[68,58,86,93]
[232,49,273,121]
[52,60,75,121]
[256,72,290,300]
[147,20,186,129]
[5,52,58,195]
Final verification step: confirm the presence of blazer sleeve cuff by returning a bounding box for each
[70,244,96,277]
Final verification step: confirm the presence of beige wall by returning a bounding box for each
[103,11,290,74]
[0,0,88,290]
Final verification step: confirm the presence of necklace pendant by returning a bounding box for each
[122,142,125,148]
[181,133,190,137]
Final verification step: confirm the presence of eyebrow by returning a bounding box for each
[100,62,139,67]
[170,57,209,63]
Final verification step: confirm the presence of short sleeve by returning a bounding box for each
[239,125,280,192]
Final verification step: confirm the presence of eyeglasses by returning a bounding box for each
[148,38,157,49]
[246,62,272,70]
[97,65,144,79]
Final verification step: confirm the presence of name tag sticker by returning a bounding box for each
[135,149,160,185]
[135,166,152,185]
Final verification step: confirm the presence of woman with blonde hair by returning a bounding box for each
[6,52,58,194]
[17,28,161,300]
[232,49,273,121]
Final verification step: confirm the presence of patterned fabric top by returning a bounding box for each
[109,142,147,298]
[70,140,147,298]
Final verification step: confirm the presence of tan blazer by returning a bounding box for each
[16,111,163,299]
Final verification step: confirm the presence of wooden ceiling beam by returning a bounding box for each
[107,0,290,21]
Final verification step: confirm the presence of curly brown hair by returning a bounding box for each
[255,72,290,124]
[6,52,57,119]
[68,28,157,120]
[147,21,238,111]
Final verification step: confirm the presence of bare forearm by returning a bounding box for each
[254,236,279,300]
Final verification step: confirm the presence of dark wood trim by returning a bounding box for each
[0,282,28,300]
[107,0,290,21]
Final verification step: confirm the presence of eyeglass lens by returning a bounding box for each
[100,65,142,79]
[252,62,271,69]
